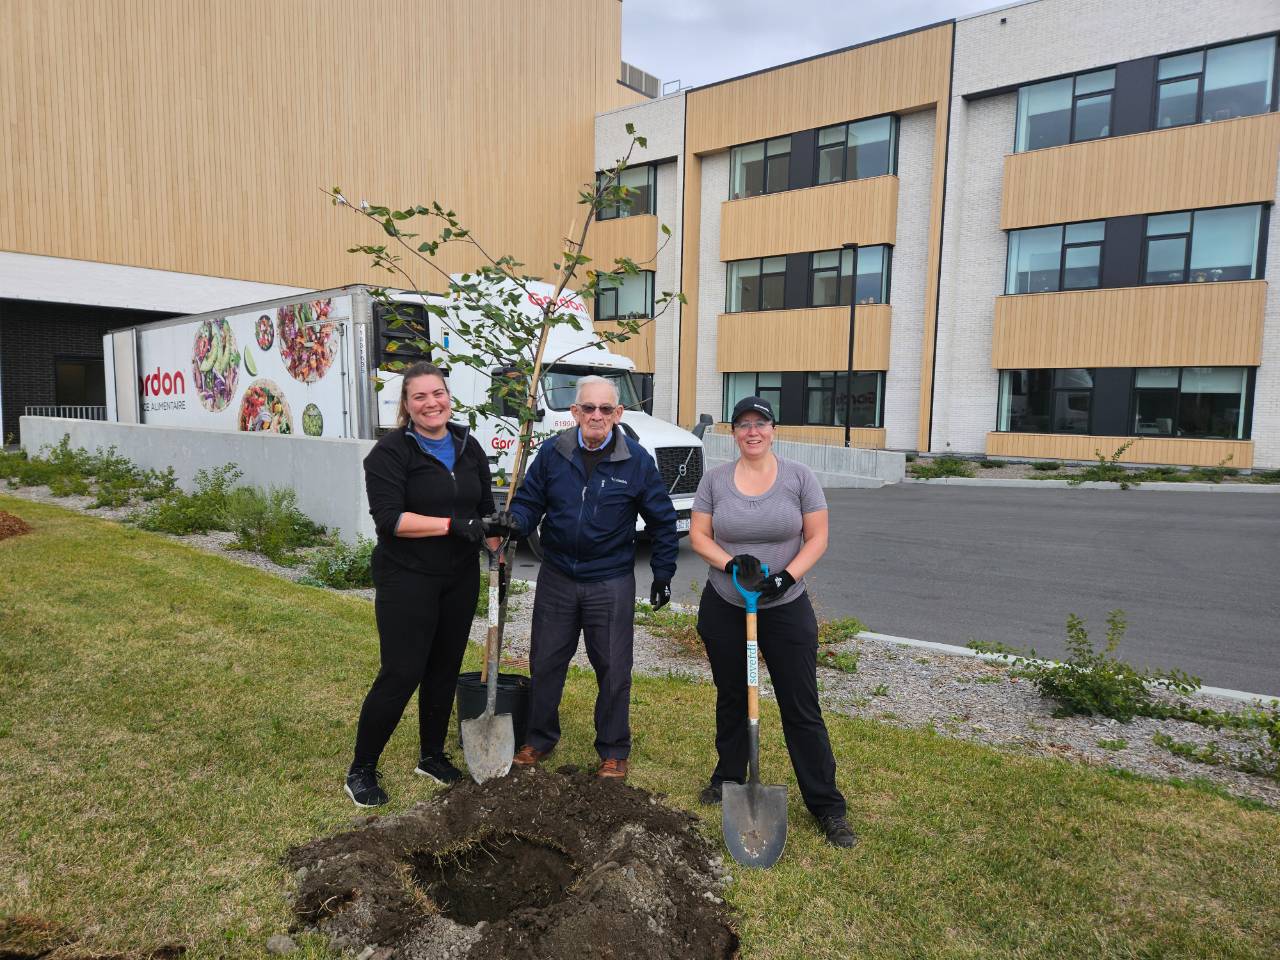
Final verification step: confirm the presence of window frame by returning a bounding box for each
[808,244,893,307]
[801,370,884,428]
[724,257,787,313]
[995,369,1096,434]
[728,137,792,200]
[1152,34,1280,130]
[595,270,655,321]
[721,371,784,422]
[1128,366,1253,440]
[1004,221,1105,294]
[1140,204,1265,286]
[596,163,657,221]
[1014,68,1118,153]
[814,113,899,185]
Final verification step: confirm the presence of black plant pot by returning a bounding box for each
[455,671,532,749]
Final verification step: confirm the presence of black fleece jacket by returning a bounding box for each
[363,423,496,575]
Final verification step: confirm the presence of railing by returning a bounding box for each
[24,405,108,421]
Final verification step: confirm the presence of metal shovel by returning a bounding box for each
[460,545,515,783]
[722,564,788,869]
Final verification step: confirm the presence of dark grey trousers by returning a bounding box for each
[527,563,636,760]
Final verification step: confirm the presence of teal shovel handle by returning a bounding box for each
[731,562,769,615]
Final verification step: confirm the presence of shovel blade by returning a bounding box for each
[460,711,515,784]
[721,782,788,869]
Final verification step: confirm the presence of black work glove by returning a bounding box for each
[650,579,671,611]
[757,569,795,603]
[482,510,520,538]
[724,554,763,588]
[448,517,486,545]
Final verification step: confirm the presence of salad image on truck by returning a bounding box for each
[191,317,240,411]
[104,281,703,539]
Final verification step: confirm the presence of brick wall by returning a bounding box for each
[0,299,172,443]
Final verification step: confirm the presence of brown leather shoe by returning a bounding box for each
[512,744,550,767]
[597,758,629,780]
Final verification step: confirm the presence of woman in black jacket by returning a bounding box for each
[346,361,498,807]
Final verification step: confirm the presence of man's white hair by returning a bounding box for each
[574,375,620,405]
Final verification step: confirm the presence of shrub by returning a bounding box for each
[1030,461,1061,472]
[819,649,859,673]
[909,456,973,479]
[303,537,376,589]
[223,486,325,563]
[977,459,1007,469]
[819,616,866,645]
[135,464,243,535]
[1250,469,1280,484]
[1012,610,1199,722]
[1068,441,1138,488]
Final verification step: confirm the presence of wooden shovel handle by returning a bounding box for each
[746,611,759,721]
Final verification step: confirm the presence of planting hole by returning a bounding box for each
[412,833,577,925]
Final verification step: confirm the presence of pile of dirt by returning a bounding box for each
[285,767,739,960]
[0,511,31,542]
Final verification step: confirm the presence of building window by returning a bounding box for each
[1156,37,1278,129]
[1142,205,1262,285]
[1005,221,1104,294]
[729,137,791,200]
[596,271,654,320]
[809,245,892,306]
[997,369,1094,434]
[723,371,784,422]
[1132,366,1250,439]
[725,256,787,312]
[815,115,898,184]
[597,164,656,220]
[803,371,883,427]
[54,358,106,406]
[1014,69,1115,152]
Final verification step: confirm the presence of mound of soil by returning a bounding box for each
[285,767,738,960]
[0,511,31,542]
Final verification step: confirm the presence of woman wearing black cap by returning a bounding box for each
[687,395,855,848]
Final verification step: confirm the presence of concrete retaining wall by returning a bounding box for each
[701,433,905,488]
[20,417,375,541]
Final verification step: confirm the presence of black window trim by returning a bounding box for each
[807,244,893,307]
[724,257,787,313]
[596,162,658,221]
[1127,365,1254,440]
[994,368,1096,435]
[1139,202,1266,287]
[1005,219,1106,295]
[801,369,885,428]
[1013,68,1120,153]
[1068,77,1117,145]
[721,371,784,422]
[1151,33,1280,130]
[727,137,793,200]
[813,112,900,186]
[595,270,655,321]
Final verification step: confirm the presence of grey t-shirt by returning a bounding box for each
[692,456,828,609]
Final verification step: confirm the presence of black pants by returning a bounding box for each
[697,585,846,820]
[527,563,636,760]
[352,550,480,768]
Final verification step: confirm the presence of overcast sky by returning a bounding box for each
[621,0,1000,90]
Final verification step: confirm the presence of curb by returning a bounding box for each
[905,477,1280,493]
[858,630,1277,704]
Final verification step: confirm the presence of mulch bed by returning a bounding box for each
[286,766,738,960]
[0,510,32,541]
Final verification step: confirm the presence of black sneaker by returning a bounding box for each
[699,781,723,805]
[820,815,857,848]
[414,752,463,785]
[344,765,388,808]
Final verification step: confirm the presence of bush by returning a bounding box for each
[978,459,1007,469]
[135,464,243,535]
[304,537,376,589]
[1012,610,1199,722]
[819,617,866,645]
[223,486,325,563]
[1030,461,1061,472]
[1251,469,1280,485]
[1068,441,1138,488]
[909,456,973,479]
[819,649,859,673]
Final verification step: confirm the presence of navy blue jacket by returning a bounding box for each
[510,427,678,584]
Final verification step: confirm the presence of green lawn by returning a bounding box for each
[2,494,1278,959]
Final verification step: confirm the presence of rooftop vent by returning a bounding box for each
[620,61,659,99]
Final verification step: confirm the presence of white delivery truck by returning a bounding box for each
[103,280,702,539]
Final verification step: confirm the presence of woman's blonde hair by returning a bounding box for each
[396,361,449,428]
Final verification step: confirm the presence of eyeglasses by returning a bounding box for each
[575,403,618,415]
[733,420,772,433]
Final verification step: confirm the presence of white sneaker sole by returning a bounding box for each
[344,782,385,808]
[413,765,459,786]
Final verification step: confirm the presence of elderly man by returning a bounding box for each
[487,375,677,780]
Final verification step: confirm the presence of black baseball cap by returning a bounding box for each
[730,396,776,424]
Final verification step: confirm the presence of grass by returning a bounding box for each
[4,495,1280,959]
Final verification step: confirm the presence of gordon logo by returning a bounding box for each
[527,292,588,315]
[140,367,187,397]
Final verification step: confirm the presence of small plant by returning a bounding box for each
[818,649,859,674]
[1068,440,1138,488]
[135,464,243,535]
[1250,469,1280,484]
[977,459,1007,469]
[1012,610,1199,722]
[818,617,866,645]
[909,456,973,479]
[1097,738,1128,751]
[304,537,376,589]
[1031,461,1061,472]
[871,683,890,697]
[635,602,701,656]
[1185,454,1237,484]
[966,639,1022,657]
[223,486,326,563]
[1153,734,1224,766]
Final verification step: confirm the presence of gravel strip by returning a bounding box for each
[6,483,1276,807]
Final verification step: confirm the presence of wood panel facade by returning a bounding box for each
[985,432,1253,468]
[594,321,655,372]
[0,0,633,290]
[1001,113,1280,229]
[719,178,898,261]
[712,424,887,448]
[583,214,660,274]
[717,305,891,371]
[991,281,1267,368]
